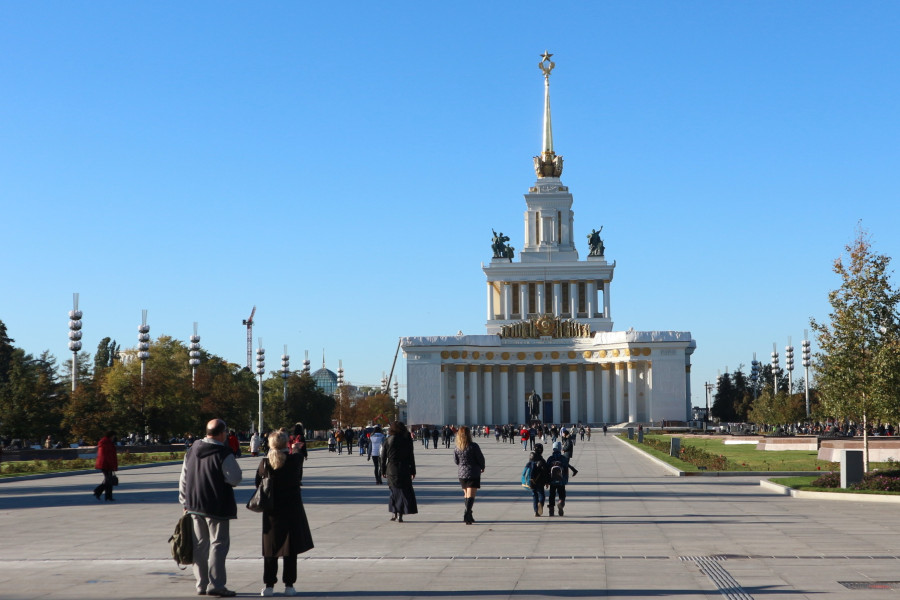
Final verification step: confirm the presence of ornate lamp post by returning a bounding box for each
[704,381,714,425]
[256,341,265,434]
[189,322,201,387]
[336,360,344,427]
[138,310,150,386]
[68,293,83,391]
[802,330,812,417]
[770,343,781,395]
[302,351,310,375]
[785,337,795,396]
[381,374,388,395]
[281,345,290,405]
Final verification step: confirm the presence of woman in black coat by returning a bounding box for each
[380,421,417,522]
[453,426,485,524]
[256,430,314,596]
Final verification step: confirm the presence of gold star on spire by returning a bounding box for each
[539,50,555,78]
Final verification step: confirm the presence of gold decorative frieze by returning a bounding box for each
[568,351,577,359]
[517,352,526,360]
[441,351,450,359]
[498,314,591,339]
[485,352,494,359]
[583,351,592,359]
[551,351,559,359]
[535,352,543,360]
[501,352,510,360]
[450,351,460,359]
[472,351,480,359]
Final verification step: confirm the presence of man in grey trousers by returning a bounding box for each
[179,418,242,597]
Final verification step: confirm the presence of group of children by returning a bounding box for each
[521,440,578,517]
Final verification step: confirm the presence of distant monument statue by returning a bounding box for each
[587,227,605,257]
[491,229,515,261]
[528,390,542,421]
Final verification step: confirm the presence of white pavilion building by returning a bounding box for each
[401,54,696,427]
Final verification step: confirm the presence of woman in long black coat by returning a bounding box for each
[256,430,314,597]
[380,421,417,522]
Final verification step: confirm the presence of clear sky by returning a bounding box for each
[2,2,898,407]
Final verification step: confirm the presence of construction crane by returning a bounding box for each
[242,306,256,370]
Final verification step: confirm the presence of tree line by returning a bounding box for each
[0,325,393,445]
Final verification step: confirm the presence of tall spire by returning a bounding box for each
[534,51,563,178]
[541,50,554,154]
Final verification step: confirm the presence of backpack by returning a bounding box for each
[547,456,565,484]
[520,463,533,488]
[168,513,193,569]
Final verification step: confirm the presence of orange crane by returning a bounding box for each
[242,306,256,370]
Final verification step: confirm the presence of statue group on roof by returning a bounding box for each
[587,226,605,257]
[491,229,515,261]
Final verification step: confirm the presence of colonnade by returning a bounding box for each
[441,360,651,426]
[486,279,611,321]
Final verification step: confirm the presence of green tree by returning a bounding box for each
[810,227,900,468]
[0,349,65,441]
[93,337,120,373]
[278,372,335,432]
[0,319,14,384]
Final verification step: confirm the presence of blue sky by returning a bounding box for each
[2,2,898,405]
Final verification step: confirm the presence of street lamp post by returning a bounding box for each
[704,381,714,427]
[336,360,344,428]
[785,337,795,396]
[802,330,812,417]
[770,343,780,395]
[67,293,83,392]
[256,341,265,435]
[281,346,290,405]
[189,323,201,388]
[138,310,150,386]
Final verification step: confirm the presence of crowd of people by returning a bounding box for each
[83,418,593,596]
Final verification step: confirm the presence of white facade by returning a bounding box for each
[402,55,696,426]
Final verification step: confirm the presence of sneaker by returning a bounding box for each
[559,506,564,516]
[207,589,236,597]
[538,503,544,516]
[284,587,297,596]
[261,588,274,597]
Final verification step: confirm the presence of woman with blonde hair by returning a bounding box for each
[255,430,314,597]
[453,426,485,524]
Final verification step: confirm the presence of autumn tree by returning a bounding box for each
[810,227,900,468]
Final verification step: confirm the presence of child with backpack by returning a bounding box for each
[546,441,578,516]
[521,443,549,516]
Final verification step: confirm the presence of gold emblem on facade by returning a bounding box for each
[498,314,591,339]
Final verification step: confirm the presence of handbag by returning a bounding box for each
[111,473,119,486]
[246,464,274,512]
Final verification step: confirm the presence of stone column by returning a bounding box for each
[534,365,544,420]
[600,364,611,423]
[516,365,526,423]
[440,365,449,425]
[615,363,626,423]
[536,282,545,314]
[627,361,637,423]
[500,365,510,424]
[569,281,578,317]
[585,364,596,424]
[552,281,562,316]
[468,365,479,425]
[502,283,511,320]
[483,366,493,425]
[603,280,611,319]
[519,282,529,319]
[455,365,466,425]
[568,364,579,422]
[551,365,561,423]
[587,281,596,318]
[487,283,494,321]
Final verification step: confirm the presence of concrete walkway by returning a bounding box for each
[1,433,898,599]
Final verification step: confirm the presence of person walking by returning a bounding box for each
[92,430,118,502]
[546,441,578,517]
[453,426,485,525]
[380,421,417,522]
[520,426,530,451]
[431,427,439,450]
[524,443,549,517]
[358,430,369,456]
[561,429,574,459]
[249,431,261,457]
[179,418,242,597]
[256,431,314,597]
[367,425,385,484]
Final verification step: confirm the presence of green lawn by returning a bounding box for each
[0,451,185,478]
[625,434,894,472]
[770,475,900,495]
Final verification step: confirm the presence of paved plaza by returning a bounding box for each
[1,433,899,599]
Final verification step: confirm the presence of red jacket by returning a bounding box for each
[95,436,118,471]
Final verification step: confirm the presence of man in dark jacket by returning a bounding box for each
[179,419,242,597]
